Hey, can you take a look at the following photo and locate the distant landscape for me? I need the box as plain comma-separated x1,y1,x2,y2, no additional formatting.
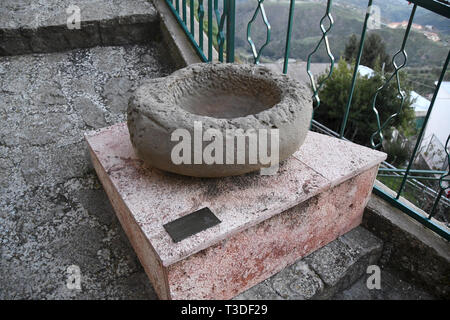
234,0,449,96
338,0,449,32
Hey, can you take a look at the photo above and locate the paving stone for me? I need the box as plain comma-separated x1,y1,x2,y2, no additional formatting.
20,142,92,187
289,261,325,299
103,77,133,114
304,226,383,299
339,224,383,266
74,189,116,226
73,96,107,128
233,280,283,300
271,261,324,300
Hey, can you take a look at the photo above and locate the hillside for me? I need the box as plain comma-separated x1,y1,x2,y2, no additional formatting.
235,1,449,67
336,0,450,32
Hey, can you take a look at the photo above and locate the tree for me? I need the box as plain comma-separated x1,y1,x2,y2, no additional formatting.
314,59,416,147
343,33,393,72
344,34,358,63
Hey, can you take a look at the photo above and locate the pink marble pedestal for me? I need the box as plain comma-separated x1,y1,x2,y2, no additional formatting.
85,122,386,300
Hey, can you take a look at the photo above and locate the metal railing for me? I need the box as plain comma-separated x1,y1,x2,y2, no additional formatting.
164,0,235,62
166,0,450,240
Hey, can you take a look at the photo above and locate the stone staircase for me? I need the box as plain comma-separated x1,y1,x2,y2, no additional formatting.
0,0,159,56
235,226,383,300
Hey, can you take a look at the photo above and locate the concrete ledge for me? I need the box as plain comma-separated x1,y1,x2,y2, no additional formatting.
152,0,202,68
363,189,450,299
0,0,160,56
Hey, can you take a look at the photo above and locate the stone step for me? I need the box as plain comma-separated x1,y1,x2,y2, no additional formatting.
234,226,383,300
0,0,160,56
332,267,435,300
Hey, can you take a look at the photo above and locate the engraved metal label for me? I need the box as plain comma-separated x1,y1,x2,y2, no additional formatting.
163,207,221,243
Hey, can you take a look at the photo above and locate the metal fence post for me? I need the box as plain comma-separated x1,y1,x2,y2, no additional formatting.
226,0,235,62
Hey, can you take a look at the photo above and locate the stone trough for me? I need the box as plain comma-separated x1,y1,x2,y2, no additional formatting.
127,63,312,177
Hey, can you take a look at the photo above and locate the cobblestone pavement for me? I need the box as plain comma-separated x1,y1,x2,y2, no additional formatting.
0,43,174,299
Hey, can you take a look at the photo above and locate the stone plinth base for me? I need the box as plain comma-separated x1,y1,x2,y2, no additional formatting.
85,122,386,299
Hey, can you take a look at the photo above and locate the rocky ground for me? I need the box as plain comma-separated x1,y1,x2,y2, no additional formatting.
0,43,174,299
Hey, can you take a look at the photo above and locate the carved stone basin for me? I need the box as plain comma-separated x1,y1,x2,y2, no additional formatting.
127,63,312,177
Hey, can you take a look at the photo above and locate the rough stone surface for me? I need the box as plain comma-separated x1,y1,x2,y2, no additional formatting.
234,226,383,300
0,43,174,299
363,192,450,299
304,226,383,299
234,280,284,300
270,261,324,300
0,0,160,56
332,267,435,300
127,63,313,177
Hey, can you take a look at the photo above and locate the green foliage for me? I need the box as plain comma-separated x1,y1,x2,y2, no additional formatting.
376,175,421,208
314,59,417,146
383,138,410,167
343,34,358,64
405,66,450,97
343,33,393,72
192,1,220,50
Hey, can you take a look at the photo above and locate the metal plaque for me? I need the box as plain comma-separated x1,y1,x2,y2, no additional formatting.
163,207,221,243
